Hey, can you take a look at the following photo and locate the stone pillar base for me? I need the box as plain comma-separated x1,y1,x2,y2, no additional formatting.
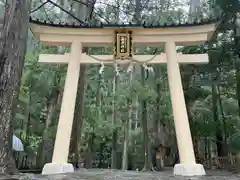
42,163,74,175
173,164,206,176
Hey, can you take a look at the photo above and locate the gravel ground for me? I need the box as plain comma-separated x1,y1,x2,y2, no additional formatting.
1,168,240,180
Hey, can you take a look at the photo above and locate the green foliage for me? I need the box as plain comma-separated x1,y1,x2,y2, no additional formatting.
10,0,240,169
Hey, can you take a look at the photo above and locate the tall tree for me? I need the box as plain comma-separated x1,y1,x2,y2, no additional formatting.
0,0,29,173
111,72,118,169
188,0,202,21
122,70,133,170
111,0,120,169
134,0,153,171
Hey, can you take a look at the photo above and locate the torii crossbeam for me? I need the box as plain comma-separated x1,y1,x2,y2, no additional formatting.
38,53,209,64
30,18,217,176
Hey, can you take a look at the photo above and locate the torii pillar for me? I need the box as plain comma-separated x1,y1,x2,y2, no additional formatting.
165,41,205,176
42,41,82,174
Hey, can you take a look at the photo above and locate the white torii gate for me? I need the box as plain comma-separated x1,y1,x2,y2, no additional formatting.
30,21,216,176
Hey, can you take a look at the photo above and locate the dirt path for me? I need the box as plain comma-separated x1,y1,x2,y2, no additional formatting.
1,169,240,180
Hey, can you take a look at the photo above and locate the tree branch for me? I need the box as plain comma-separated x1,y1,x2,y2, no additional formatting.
30,0,49,13
71,0,111,23
71,0,89,7
40,0,53,23
48,0,86,24
88,0,96,21
95,1,135,17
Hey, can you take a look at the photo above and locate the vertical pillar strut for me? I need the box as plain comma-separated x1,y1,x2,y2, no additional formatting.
165,41,195,164
42,41,82,175
165,41,205,176
52,41,82,163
